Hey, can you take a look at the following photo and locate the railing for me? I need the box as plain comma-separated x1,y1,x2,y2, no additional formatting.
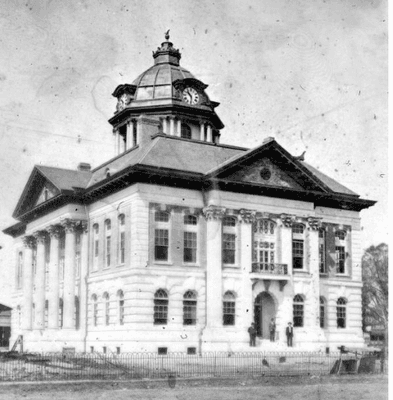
252,263,288,275
0,351,386,382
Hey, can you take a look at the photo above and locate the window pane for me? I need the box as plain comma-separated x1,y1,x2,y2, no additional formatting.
184,232,197,263
155,211,169,222
335,246,345,273
223,233,236,264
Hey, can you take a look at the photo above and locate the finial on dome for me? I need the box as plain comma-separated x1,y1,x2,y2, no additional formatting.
165,29,170,41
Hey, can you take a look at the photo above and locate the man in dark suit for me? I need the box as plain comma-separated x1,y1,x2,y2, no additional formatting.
286,322,294,347
247,323,257,347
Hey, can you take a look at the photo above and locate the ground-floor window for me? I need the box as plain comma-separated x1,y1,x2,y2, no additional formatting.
293,294,304,327
223,291,236,325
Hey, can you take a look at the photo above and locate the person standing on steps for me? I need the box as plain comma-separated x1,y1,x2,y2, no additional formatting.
247,323,257,347
286,322,294,347
269,318,276,342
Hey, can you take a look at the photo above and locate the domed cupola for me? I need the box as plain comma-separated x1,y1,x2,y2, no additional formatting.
108,31,224,155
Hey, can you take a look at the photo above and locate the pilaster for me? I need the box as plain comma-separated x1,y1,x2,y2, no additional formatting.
203,205,226,329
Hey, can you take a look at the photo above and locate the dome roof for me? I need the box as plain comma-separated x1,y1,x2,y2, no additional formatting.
132,63,195,101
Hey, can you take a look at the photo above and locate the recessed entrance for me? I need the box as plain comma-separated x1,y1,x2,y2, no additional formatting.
254,292,275,338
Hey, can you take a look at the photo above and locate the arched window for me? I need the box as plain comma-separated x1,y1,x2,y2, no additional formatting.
103,292,110,325
222,217,237,265
92,294,98,327
117,290,125,325
59,299,63,328
154,211,170,261
75,296,80,330
17,251,23,290
293,294,304,327
104,220,111,268
337,297,347,328
320,297,326,328
253,219,276,272
181,124,192,139
335,230,347,274
223,291,236,325
118,214,125,264
292,224,305,270
184,215,198,263
183,291,197,325
154,289,168,325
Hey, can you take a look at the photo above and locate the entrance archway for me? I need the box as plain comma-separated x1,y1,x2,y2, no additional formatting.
254,292,275,338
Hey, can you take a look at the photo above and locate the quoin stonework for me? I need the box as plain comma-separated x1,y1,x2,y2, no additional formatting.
3,34,375,353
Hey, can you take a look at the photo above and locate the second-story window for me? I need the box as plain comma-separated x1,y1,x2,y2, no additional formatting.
103,292,110,325
335,230,347,274
154,211,170,262
253,219,276,271
292,224,305,270
222,216,237,265
184,215,198,263
319,228,327,274
104,219,111,268
93,223,99,271
118,214,125,265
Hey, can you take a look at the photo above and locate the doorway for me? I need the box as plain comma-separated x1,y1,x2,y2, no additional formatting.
254,292,275,338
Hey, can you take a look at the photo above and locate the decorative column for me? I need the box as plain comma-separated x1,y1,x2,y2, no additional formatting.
22,236,35,330
112,129,118,155
61,219,78,330
199,122,205,141
169,117,175,136
33,231,47,330
79,222,88,335
307,217,322,338
47,225,62,330
177,119,181,137
162,117,168,134
239,209,256,329
206,124,212,142
126,121,132,150
203,205,226,329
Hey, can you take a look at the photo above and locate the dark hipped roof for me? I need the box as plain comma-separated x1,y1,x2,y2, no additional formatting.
33,136,357,197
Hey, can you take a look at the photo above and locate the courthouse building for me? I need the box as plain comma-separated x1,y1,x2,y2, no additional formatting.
3,35,375,353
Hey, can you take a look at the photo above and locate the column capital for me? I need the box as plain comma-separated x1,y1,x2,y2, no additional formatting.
306,217,322,231
47,225,63,239
279,214,296,227
203,205,226,221
80,220,88,233
32,231,47,244
238,209,256,224
60,218,79,233
22,235,36,248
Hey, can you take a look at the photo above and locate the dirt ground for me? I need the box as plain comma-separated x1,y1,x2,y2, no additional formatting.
0,374,387,400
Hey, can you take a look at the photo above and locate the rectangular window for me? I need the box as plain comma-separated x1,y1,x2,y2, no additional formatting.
292,240,304,269
184,232,197,263
335,246,345,274
105,236,111,267
293,304,304,327
320,305,325,328
94,240,99,258
93,303,98,327
223,233,236,264
155,229,169,261
120,232,125,264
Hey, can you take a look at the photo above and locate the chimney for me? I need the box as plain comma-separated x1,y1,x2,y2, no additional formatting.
77,162,91,172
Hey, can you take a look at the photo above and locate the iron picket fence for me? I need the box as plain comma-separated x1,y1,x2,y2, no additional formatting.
0,351,387,382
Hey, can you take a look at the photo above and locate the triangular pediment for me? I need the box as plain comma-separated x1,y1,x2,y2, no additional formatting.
12,167,61,219
207,139,333,194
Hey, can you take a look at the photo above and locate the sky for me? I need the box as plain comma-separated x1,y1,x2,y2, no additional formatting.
0,0,388,295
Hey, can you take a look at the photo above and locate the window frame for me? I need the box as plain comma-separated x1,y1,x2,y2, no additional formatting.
183,214,199,265
92,223,99,271
104,219,111,268
337,297,347,328
118,290,125,325
103,292,110,326
293,294,304,327
154,211,171,263
223,291,236,326
319,228,327,274
183,290,197,325
222,216,237,266
118,214,126,265
320,297,326,329
154,289,169,325
92,294,98,327
292,224,305,270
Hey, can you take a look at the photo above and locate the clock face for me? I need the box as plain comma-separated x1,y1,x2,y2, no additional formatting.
182,87,199,105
